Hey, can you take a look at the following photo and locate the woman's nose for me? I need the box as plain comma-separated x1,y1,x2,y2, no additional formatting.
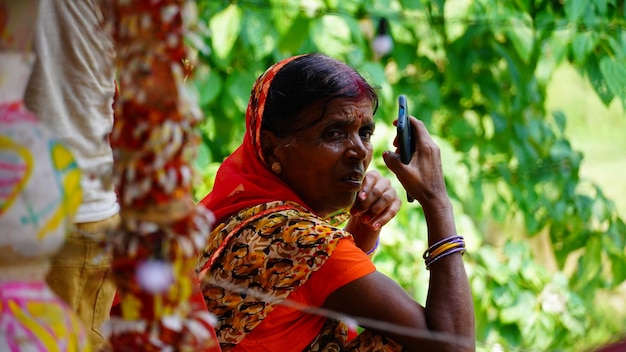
345,134,368,160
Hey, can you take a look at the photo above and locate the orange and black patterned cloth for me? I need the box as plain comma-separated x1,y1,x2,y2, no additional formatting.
196,201,405,351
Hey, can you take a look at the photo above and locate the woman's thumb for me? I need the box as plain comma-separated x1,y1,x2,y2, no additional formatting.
382,150,404,175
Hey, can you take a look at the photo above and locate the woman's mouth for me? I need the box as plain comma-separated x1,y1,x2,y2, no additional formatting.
340,173,363,189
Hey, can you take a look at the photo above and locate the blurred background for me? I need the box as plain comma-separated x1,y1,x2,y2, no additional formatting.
187,1,626,350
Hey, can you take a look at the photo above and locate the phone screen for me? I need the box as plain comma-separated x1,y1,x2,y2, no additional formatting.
397,95,412,164
396,95,414,202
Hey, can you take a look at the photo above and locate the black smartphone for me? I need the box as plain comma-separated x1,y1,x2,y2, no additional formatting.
397,95,414,202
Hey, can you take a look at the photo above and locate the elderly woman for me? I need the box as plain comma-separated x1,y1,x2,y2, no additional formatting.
197,53,475,351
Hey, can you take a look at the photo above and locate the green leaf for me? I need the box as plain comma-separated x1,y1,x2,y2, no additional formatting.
585,55,615,105
241,12,276,58
571,32,598,66
400,0,423,11
366,0,397,18
269,0,299,34
610,252,626,285
536,26,571,81
421,80,443,112
209,4,243,62
574,236,603,290
493,42,523,87
499,323,522,348
390,19,417,46
390,43,418,69
551,110,566,134
336,0,361,13
504,15,535,63
599,56,626,109
277,15,311,53
591,0,610,16
194,67,222,106
194,142,212,171
444,0,472,42
359,61,386,87
500,291,536,324
311,14,352,57
603,229,626,285
564,0,588,22
477,247,510,284
225,70,257,114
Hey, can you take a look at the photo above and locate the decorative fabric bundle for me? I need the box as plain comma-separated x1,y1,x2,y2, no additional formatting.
0,53,87,351
0,281,88,352
102,1,219,350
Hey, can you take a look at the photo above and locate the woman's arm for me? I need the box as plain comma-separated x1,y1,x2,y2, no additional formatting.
326,209,474,351
421,198,475,350
325,118,475,351
324,268,474,351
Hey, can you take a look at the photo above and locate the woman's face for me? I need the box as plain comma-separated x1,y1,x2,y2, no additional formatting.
271,97,375,217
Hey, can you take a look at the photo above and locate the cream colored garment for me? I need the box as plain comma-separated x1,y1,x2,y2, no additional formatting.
24,0,119,223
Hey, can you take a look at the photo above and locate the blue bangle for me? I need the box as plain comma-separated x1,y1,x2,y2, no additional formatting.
423,235,464,259
425,247,466,270
365,238,380,256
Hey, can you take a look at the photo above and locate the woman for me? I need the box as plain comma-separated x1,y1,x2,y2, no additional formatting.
197,53,475,351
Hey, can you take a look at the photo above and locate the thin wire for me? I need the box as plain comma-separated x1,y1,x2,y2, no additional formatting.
205,276,544,352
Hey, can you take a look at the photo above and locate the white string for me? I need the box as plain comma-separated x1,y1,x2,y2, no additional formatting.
206,276,476,350
204,276,567,351
90,226,558,351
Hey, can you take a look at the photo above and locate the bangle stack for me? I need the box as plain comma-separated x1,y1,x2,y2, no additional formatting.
365,238,380,256
423,235,466,269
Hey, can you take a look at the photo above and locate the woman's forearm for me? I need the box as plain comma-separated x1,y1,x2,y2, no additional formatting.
422,201,475,351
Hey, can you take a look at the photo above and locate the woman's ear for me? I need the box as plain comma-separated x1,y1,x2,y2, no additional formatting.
260,130,281,164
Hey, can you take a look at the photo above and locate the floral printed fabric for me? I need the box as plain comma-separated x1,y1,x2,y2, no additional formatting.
306,319,406,352
197,201,406,351
197,201,349,349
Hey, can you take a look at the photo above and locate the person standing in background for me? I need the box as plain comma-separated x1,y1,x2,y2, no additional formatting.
24,0,119,350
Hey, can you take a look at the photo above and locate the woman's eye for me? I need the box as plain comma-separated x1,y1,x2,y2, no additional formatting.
324,129,345,139
361,129,374,141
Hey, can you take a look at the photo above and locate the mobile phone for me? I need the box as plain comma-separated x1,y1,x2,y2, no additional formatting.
397,95,414,202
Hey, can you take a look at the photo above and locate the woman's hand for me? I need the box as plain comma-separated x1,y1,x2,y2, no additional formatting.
346,170,401,252
383,117,450,212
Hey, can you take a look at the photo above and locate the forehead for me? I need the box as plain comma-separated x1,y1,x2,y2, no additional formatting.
298,97,375,129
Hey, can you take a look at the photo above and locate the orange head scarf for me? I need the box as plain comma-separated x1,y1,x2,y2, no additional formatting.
199,55,308,223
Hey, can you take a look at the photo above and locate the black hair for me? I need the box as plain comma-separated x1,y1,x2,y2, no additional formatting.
262,53,379,137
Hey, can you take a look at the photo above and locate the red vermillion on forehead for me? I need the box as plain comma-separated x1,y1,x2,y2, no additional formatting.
261,54,379,140
348,71,374,118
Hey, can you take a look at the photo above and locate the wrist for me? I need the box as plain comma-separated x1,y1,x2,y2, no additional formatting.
421,199,458,244
345,218,380,245
365,237,380,256
420,195,453,214
422,200,454,227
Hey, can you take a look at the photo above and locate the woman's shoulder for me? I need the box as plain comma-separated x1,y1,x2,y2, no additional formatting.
216,201,346,234
238,201,350,240
200,201,353,271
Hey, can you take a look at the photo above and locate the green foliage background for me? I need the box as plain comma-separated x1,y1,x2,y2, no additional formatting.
189,0,626,350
